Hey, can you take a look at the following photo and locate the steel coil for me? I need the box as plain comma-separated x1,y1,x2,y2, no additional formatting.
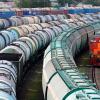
19,37,34,56
28,34,43,50
33,24,43,30
32,16,40,24
40,23,51,28
38,16,46,23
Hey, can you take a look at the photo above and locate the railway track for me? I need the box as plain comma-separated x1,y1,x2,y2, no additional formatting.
92,66,100,89
76,49,100,89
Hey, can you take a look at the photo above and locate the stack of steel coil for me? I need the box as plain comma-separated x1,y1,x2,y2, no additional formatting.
0,19,72,99
42,20,100,100
0,13,100,100
0,14,66,29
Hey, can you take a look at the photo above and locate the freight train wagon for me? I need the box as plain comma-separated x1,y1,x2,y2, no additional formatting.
89,35,100,66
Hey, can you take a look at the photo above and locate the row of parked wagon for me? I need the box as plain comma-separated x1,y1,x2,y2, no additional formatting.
42,14,100,100
0,13,99,52
0,14,66,29
0,14,69,100
0,15,66,50
0,13,100,100
1,12,100,30
1,7,100,18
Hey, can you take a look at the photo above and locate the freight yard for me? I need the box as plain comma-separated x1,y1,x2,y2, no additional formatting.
0,0,100,100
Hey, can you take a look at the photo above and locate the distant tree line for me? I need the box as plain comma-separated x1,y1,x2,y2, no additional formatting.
2,0,100,7
58,0,100,6
17,0,50,8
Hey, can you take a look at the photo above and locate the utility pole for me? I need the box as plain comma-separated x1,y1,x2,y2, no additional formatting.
19,0,22,7
29,0,32,7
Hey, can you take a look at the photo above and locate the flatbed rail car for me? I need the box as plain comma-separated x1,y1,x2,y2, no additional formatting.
89,35,100,66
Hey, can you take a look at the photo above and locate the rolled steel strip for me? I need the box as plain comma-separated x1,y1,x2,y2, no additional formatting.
32,16,40,24
6,19,12,27
18,37,33,56
8,27,26,37
33,24,43,30
27,17,35,24
40,23,51,28
45,15,52,22
35,31,49,46
37,16,46,23
28,24,38,31
25,25,35,33
19,25,30,35
1,30,19,43
0,33,6,49
0,60,17,82
0,19,4,29
0,91,15,100
42,30,51,43
34,31,47,47
0,32,9,47
3,19,10,28
50,27,60,36
50,15,58,21
58,24,69,31
21,17,29,25
0,61,17,82
43,28,55,41
28,34,42,50
0,72,15,91
9,18,16,27
0,80,16,97
0,69,16,85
